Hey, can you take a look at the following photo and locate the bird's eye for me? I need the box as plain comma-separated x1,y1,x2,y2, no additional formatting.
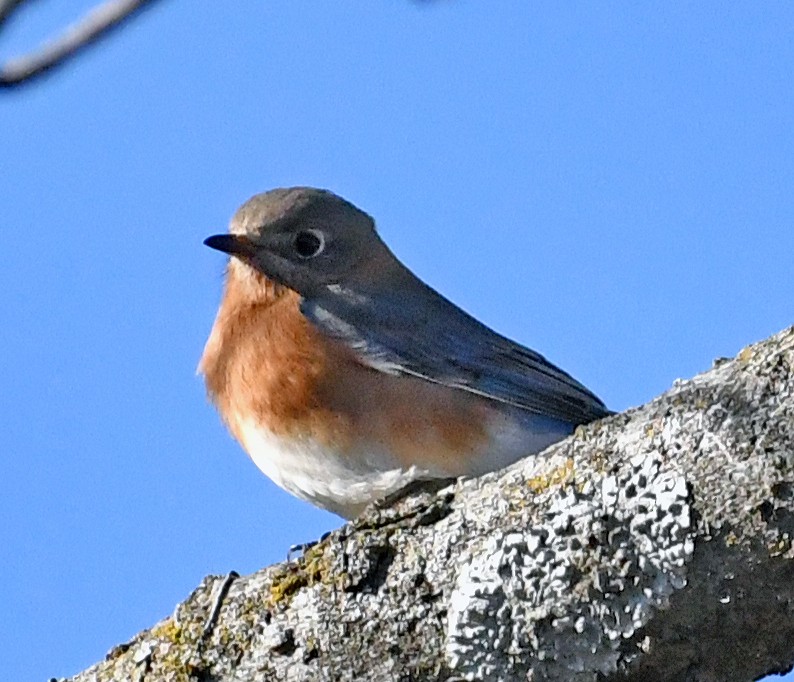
293,230,325,259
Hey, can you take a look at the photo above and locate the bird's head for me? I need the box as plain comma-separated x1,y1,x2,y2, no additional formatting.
205,187,396,299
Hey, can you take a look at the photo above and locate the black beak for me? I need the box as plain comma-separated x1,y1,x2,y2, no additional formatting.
203,234,256,257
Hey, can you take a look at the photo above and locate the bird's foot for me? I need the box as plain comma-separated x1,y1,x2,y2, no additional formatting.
287,530,331,562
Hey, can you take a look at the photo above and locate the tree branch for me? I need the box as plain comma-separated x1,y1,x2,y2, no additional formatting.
64,326,794,682
0,0,26,28
0,0,163,87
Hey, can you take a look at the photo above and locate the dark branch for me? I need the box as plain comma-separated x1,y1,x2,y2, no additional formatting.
0,0,27,29
0,0,164,88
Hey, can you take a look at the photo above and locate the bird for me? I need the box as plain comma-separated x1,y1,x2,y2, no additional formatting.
200,187,610,518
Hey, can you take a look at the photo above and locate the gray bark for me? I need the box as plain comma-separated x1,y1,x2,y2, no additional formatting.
65,326,794,682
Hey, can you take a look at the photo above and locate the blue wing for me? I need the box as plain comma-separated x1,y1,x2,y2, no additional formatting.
301,281,610,426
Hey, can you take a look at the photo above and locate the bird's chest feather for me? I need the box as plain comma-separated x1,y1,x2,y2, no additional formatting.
200,287,569,516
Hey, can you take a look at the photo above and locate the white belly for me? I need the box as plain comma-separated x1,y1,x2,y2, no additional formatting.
236,418,435,518
234,410,572,519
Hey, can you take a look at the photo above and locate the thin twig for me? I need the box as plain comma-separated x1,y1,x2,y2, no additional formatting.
0,0,164,87
0,0,26,29
201,571,239,641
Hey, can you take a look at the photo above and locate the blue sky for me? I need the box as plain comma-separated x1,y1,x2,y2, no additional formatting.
2,2,793,680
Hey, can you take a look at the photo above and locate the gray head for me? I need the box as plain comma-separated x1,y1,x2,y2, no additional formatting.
205,187,395,297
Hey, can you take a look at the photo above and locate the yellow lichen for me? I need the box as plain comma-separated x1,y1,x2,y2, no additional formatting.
152,619,184,645
768,535,792,558
268,543,335,606
527,458,574,493
724,531,739,547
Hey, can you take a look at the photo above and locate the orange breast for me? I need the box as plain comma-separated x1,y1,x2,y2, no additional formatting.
200,273,491,476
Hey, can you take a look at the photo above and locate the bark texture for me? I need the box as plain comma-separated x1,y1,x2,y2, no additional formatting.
66,326,794,682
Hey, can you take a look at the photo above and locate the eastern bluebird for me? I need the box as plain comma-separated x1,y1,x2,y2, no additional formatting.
200,187,610,518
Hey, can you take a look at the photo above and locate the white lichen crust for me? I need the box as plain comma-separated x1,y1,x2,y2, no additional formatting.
447,455,692,680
